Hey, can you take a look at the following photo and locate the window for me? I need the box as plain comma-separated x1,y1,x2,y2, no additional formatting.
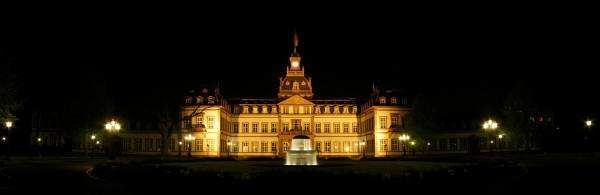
379,97,386,104
207,116,215,129
292,81,300,90
380,116,387,128
242,123,249,133
352,122,358,133
183,118,191,129
343,123,349,133
324,123,331,133
315,123,321,133
293,106,299,114
292,119,301,131
261,123,268,133
316,141,321,152
303,122,310,131
333,123,340,133
207,139,215,152
379,139,388,152
195,139,203,151
271,142,277,153
283,122,289,131
185,97,192,104
391,139,399,151
252,122,258,133
196,96,204,104
271,122,277,133
261,142,268,152
233,122,239,133
391,97,397,104
242,141,249,152
325,141,331,152
252,141,259,152
283,142,289,151
402,98,408,105
195,115,203,127
391,114,399,128
233,141,239,152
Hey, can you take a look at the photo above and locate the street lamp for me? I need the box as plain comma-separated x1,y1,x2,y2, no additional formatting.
399,134,410,157
105,119,121,160
227,140,232,158
498,134,504,150
359,140,366,158
185,134,195,160
483,119,498,156
91,134,96,159
410,141,416,156
5,121,12,160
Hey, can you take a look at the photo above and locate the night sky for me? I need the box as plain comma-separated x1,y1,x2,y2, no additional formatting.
2,7,598,120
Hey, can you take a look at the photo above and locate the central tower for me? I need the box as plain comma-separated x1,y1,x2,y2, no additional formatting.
278,32,314,99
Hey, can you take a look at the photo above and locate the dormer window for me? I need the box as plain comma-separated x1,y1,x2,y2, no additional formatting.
292,81,300,91
207,96,215,104
196,96,204,104
391,97,397,104
402,98,408,105
301,81,306,85
379,97,386,104
185,97,192,104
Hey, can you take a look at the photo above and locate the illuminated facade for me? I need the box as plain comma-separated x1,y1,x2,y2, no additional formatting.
171,33,412,158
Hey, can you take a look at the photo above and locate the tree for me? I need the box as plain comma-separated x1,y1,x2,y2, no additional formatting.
404,93,437,154
0,62,22,123
501,82,538,151
155,92,214,160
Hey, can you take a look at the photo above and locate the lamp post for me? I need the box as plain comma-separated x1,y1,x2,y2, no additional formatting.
498,134,504,151
483,119,498,156
359,140,366,158
5,121,12,160
36,137,42,157
90,134,96,159
585,120,592,152
410,141,416,156
105,119,121,160
185,134,195,160
227,140,232,158
399,134,410,157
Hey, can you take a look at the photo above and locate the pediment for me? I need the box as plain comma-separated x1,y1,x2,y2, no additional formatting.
278,95,314,105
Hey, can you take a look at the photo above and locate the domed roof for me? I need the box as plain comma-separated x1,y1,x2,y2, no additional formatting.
293,135,310,139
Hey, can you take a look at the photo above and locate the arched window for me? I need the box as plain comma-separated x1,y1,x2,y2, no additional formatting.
185,97,192,104
390,97,397,104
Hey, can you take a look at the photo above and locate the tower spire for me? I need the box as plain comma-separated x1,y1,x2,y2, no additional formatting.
293,30,299,53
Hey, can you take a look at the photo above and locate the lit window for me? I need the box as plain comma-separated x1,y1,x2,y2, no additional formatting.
379,97,386,104
391,97,397,104
207,116,214,129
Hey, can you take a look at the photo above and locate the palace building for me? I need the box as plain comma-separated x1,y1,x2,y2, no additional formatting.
169,32,411,158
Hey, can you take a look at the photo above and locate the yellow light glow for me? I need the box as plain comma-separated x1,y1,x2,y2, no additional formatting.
490,140,494,144
410,141,415,146
586,120,592,127
483,119,498,130
345,147,349,152
5,121,12,128
96,140,100,144
2,137,5,141
498,134,503,139
178,141,182,145
91,135,96,140
291,61,299,68
37,137,41,142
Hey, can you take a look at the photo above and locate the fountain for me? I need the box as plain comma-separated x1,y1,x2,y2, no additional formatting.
285,135,318,165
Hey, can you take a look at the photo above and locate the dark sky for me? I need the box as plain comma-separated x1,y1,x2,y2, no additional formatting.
2,7,598,116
